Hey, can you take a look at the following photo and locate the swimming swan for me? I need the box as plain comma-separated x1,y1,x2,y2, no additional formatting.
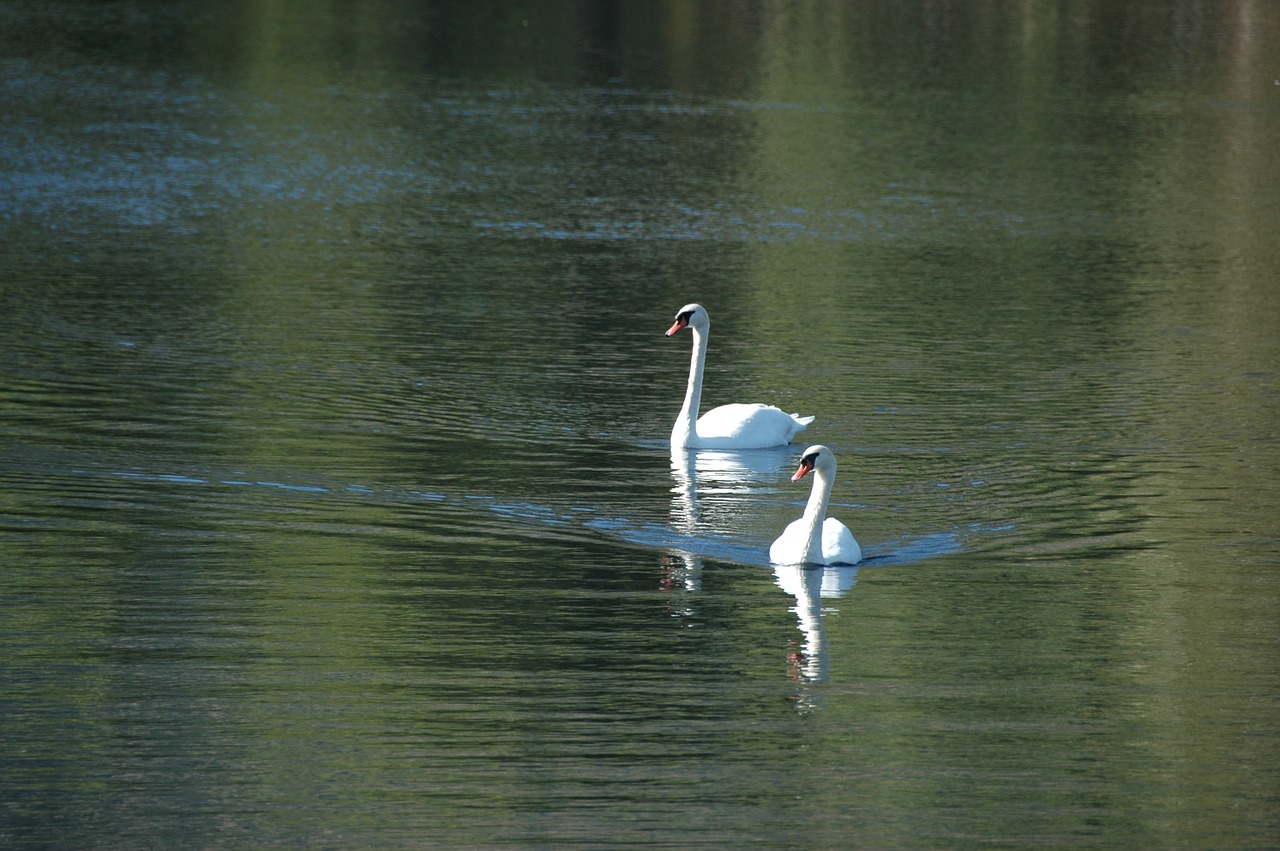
769,445,863,566
665,303,813,449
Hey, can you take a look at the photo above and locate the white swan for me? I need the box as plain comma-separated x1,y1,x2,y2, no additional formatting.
769,445,863,566
665,303,813,450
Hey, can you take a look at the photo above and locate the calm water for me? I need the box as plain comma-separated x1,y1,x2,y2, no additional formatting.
3,1,1279,847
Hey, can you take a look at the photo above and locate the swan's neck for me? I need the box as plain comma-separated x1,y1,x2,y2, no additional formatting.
672,325,708,447
798,467,834,563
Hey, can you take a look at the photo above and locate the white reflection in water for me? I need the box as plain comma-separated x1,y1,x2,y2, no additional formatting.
660,550,702,594
773,563,859,687
669,448,699,531
669,446,794,534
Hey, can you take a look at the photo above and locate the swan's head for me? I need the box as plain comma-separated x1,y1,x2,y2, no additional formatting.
791,445,836,482
665,303,709,337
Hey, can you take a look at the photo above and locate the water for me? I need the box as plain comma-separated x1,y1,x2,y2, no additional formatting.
3,1,1279,847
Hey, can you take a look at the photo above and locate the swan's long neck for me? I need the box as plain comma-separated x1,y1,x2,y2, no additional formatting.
672,325,708,447
798,466,835,563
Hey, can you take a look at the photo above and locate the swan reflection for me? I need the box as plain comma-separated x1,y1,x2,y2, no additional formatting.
669,446,794,534
664,446,792,616
659,446,784,599
773,563,859,686
659,550,702,593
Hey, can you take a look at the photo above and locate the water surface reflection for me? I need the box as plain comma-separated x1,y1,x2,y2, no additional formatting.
3,0,1278,847
774,563,860,688
668,446,795,533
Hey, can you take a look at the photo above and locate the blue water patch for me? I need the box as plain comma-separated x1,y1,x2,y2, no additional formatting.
861,531,965,565
255,481,329,493
487,501,570,526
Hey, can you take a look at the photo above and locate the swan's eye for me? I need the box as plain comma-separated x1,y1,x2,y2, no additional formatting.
803,453,818,465
678,310,693,323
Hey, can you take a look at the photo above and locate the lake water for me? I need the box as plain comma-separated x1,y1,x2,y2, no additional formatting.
3,1,1278,847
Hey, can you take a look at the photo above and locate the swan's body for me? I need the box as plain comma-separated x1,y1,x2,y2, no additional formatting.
769,445,862,566
665,304,813,450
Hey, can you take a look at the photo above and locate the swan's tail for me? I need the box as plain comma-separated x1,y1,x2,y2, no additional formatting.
792,414,816,427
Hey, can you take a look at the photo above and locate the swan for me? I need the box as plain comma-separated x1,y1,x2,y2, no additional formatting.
769,445,863,566
665,303,814,449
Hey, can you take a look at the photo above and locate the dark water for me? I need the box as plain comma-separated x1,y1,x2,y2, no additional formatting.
3,1,1279,847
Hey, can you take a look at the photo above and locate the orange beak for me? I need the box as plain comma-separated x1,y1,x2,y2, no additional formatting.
791,458,815,482
665,318,688,337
